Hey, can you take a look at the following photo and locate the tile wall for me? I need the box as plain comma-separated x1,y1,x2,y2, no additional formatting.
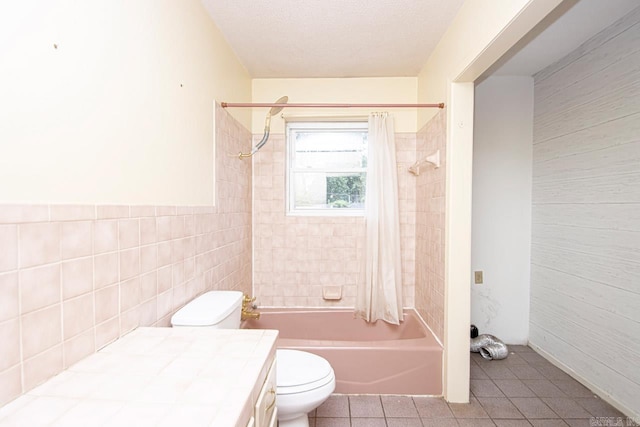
415,109,447,341
0,104,253,406
252,132,417,308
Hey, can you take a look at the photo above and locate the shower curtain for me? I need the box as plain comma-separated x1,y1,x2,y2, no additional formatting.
355,113,404,325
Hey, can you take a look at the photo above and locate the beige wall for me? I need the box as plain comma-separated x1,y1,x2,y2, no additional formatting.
0,0,251,205
0,1,255,407
251,77,418,134
0,104,253,406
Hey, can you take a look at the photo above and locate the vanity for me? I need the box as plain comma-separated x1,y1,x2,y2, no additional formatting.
0,327,278,427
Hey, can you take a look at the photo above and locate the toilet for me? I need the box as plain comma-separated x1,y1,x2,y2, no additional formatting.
171,291,335,427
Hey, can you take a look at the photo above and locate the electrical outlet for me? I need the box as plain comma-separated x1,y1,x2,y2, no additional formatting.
474,271,483,284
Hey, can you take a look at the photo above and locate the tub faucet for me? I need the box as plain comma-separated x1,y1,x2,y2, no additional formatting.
241,294,260,320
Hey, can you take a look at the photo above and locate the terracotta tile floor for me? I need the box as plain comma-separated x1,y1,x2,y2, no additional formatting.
308,345,629,427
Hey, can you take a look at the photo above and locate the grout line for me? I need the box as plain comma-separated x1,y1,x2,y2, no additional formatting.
16,224,25,396
57,221,65,373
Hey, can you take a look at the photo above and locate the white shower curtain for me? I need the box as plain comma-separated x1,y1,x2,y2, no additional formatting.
355,113,404,325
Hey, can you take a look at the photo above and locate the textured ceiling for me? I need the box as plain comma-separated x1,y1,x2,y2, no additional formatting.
201,0,465,78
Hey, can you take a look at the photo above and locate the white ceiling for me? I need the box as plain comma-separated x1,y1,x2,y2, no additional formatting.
201,0,465,78
202,0,639,79
491,0,639,76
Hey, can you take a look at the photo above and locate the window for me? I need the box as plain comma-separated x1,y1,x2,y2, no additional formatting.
287,121,368,215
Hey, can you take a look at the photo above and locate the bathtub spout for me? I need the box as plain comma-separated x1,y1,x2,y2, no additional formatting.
241,294,260,320
241,309,260,320
470,334,509,360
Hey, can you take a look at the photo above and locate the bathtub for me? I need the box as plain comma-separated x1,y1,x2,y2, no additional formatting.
242,308,442,395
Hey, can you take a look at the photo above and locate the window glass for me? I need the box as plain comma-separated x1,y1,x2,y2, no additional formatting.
287,122,367,214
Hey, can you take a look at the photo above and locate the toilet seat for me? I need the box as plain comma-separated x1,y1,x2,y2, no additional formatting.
276,349,335,395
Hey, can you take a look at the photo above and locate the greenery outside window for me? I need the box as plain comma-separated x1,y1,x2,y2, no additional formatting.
286,121,368,215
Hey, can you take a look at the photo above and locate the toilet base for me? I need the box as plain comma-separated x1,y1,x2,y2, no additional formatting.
277,414,309,427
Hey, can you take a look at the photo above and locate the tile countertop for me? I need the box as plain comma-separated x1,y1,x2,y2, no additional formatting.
0,327,278,427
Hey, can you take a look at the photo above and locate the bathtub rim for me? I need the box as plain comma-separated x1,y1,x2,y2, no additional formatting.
242,307,443,349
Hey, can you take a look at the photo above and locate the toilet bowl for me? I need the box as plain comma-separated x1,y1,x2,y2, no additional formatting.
276,349,336,427
171,291,335,427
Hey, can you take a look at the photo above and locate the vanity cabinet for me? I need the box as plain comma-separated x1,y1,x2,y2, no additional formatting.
253,359,277,427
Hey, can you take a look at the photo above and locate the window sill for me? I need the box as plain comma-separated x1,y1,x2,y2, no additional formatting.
286,209,365,217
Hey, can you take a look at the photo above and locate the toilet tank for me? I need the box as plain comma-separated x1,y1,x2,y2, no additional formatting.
171,291,243,329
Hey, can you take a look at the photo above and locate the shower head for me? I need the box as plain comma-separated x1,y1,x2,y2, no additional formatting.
268,96,288,116
238,95,288,158
263,95,288,130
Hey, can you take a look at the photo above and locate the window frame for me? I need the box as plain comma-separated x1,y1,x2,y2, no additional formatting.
285,120,368,216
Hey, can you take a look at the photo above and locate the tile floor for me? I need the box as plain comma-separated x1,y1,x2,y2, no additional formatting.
308,345,629,427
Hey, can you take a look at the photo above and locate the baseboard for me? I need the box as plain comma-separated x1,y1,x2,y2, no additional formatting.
528,341,639,421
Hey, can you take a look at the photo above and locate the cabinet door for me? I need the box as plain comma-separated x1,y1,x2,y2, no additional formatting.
246,416,255,427
266,408,277,427
254,360,277,427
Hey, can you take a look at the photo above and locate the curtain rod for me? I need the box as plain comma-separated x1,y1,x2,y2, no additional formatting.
221,102,445,109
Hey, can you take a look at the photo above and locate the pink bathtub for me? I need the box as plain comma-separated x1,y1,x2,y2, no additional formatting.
242,308,442,395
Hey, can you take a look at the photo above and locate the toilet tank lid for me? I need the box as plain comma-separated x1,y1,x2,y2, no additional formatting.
171,291,243,326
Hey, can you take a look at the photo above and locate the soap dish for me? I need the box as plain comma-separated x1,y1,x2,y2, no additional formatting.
322,285,342,301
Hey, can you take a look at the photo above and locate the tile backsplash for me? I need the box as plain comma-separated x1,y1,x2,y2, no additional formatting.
0,103,253,405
